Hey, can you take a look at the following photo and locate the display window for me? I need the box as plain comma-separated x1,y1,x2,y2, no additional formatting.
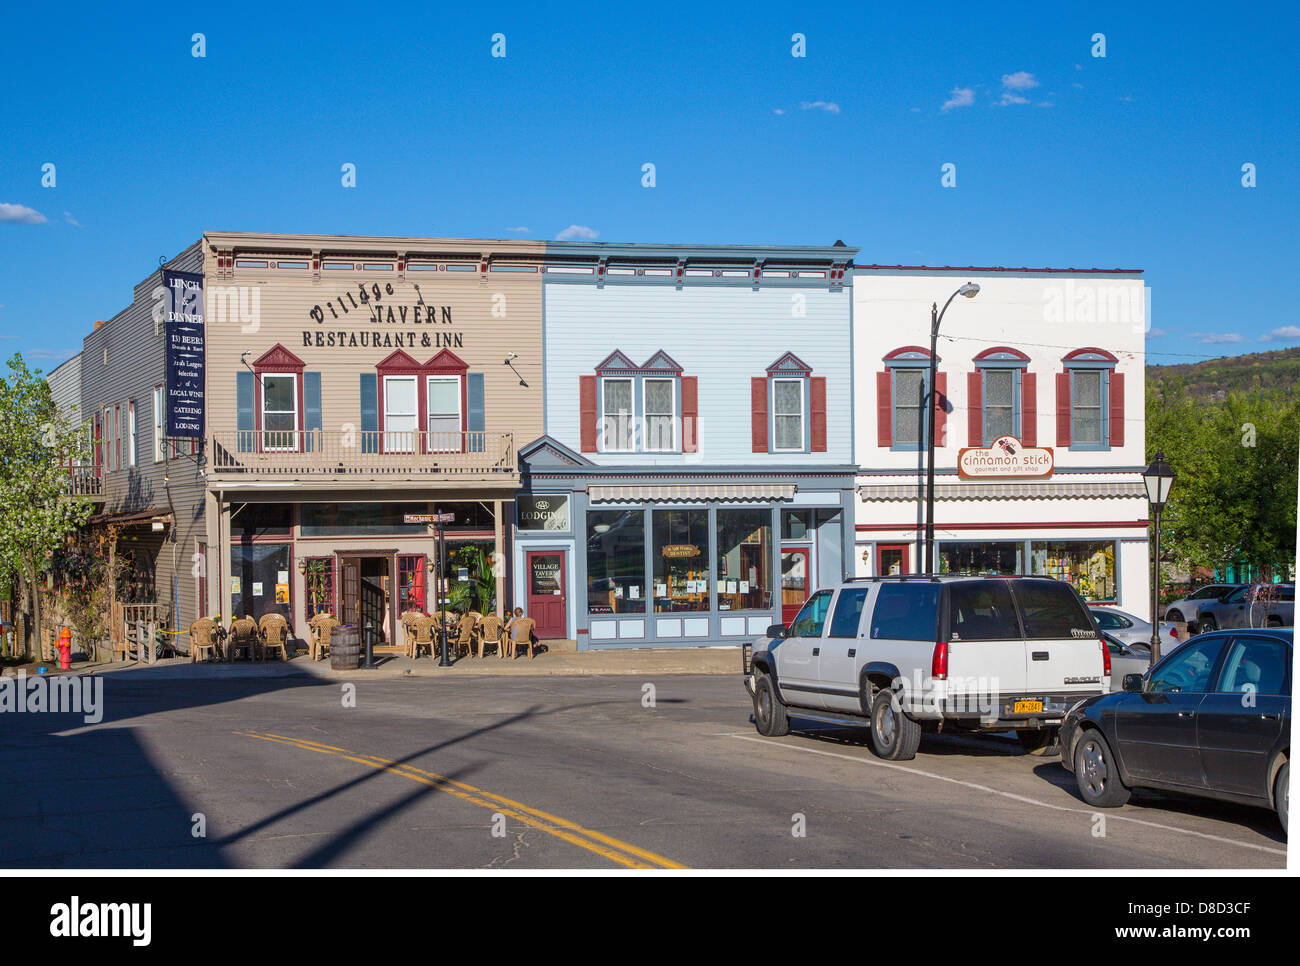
715,509,772,611
939,541,1023,576
653,509,709,612
1031,540,1116,602
586,509,646,614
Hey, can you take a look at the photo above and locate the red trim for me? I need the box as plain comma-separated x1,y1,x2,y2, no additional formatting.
855,520,1149,532
681,375,699,453
973,346,1031,362
876,371,892,447
876,543,910,576
750,377,768,452
1108,371,1125,447
810,376,827,452
1062,346,1119,363
1021,372,1037,448
1055,372,1071,447
852,264,1142,274
883,345,940,362
966,372,982,446
579,375,598,452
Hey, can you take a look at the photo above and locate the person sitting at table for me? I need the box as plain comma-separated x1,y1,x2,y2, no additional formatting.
504,607,540,647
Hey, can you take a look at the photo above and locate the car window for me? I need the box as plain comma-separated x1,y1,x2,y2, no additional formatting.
1010,581,1095,640
1276,586,1294,602
1148,636,1225,694
1192,587,1225,600
1093,611,1122,630
789,589,834,639
948,582,1021,641
870,583,940,641
827,588,870,638
1224,588,1248,603
1215,636,1289,696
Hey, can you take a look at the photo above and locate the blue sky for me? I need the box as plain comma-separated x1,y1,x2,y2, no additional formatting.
1,1,1295,370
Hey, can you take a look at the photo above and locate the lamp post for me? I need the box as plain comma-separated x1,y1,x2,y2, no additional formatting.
924,282,980,573
1142,450,1176,664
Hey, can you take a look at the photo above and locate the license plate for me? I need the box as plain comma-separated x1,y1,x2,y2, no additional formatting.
1013,699,1044,714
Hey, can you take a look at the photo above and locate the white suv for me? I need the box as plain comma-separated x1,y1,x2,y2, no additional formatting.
744,575,1110,760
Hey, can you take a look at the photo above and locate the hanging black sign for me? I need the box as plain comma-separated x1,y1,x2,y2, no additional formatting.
163,270,205,438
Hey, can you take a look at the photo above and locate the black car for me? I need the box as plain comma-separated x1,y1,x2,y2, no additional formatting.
1060,628,1290,834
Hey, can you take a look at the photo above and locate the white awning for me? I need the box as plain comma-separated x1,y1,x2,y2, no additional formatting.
588,484,797,503
856,481,1146,501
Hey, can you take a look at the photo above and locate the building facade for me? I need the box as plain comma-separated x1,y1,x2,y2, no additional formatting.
851,267,1152,618
514,241,860,648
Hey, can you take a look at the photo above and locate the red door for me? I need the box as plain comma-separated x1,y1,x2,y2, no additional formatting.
877,544,909,577
527,551,567,639
780,547,812,625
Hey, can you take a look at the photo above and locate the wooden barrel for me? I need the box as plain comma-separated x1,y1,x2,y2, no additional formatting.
330,625,360,670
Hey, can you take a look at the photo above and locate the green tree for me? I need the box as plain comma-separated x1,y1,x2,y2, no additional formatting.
0,353,93,657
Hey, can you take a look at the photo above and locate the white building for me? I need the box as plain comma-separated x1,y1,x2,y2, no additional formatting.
852,266,1152,619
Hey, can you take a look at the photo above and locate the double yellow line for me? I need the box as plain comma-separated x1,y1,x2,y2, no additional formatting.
237,731,686,870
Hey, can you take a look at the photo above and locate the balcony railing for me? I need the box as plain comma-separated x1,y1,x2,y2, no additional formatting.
208,430,517,482
64,464,103,498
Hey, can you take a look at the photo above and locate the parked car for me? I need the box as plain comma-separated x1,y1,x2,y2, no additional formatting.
1194,583,1294,632
1163,584,1240,624
1088,606,1179,650
744,575,1109,761
1060,628,1290,834
1101,632,1151,691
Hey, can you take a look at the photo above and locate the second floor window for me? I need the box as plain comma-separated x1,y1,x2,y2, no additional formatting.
772,378,804,451
383,376,418,453
643,378,675,451
983,368,1015,442
427,376,461,450
152,386,164,463
602,378,634,452
1071,369,1104,445
892,368,926,448
262,374,297,450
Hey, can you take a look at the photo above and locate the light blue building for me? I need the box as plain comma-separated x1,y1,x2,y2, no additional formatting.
513,240,859,648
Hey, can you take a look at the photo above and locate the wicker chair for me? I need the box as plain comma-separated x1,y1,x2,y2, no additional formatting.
411,615,438,659
228,616,258,661
477,614,504,659
400,610,423,658
189,618,222,662
507,617,537,659
307,613,338,661
258,613,290,662
454,613,476,658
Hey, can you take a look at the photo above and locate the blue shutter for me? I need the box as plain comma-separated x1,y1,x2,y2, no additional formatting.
467,372,485,452
360,373,378,453
236,371,254,452
304,372,322,452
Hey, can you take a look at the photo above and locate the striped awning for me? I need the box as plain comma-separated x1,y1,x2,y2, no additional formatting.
588,484,797,503
857,481,1146,501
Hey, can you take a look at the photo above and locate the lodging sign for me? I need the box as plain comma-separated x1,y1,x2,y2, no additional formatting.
163,270,206,438
518,495,570,531
957,436,1054,479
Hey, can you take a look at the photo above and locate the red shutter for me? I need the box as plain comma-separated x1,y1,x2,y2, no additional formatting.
681,375,698,453
1108,371,1125,447
876,370,892,447
966,372,982,446
933,372,947,448
1055,372,1071,447
1021,372,1037,448
579,375,597,452
810,377,827,452
751,377,768,452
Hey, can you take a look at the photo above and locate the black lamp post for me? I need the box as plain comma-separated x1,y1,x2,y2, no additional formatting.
1142,450,1176,663
924,282,980,573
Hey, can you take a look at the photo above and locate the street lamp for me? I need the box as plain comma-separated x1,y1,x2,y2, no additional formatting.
924,282,980,573
1142,450,1176,663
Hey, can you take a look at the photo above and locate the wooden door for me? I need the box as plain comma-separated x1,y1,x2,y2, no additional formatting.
526,551,567,639
877,544,909,577
340,557,360,626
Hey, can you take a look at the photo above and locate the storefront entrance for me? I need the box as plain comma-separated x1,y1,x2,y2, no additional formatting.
527,551,567,639
878,543,909,576
780,547,811,625
339,553,397,649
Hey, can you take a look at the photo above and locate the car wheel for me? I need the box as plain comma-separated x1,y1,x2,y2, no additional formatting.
1275,761,1289,836
1073,729,1131,807
869,688,922,761
1199,615,1218,632
753,673,790,737
1017,727,1061,757
1166,609,1184,623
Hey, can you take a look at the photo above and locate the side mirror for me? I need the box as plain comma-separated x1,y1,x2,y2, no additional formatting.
766,624,788,640
1122,673,1144,693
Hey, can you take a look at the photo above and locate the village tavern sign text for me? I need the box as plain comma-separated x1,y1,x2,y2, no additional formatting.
305,281,463,349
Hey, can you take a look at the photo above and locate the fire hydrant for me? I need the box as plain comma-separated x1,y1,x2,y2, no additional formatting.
58,626,72,670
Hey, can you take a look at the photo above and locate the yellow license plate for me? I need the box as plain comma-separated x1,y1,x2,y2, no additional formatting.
1013,700,1044,714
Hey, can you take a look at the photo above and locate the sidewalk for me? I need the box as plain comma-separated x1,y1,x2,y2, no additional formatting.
76,645,744,680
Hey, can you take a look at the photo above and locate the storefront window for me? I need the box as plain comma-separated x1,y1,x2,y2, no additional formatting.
782,509,812,541
587,510,646,614
1031,540,1116,602
303,557,334,618
653,509,709,612
231,543,291,621
397,554,426,614
938,541,1024,576
716,509,773,611
300,502,494,536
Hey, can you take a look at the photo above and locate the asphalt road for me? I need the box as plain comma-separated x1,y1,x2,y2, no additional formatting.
0,671,1286,869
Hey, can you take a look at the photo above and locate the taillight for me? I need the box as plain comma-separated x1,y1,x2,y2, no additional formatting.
1099,636,1111,676
1170,626,1179,639
931,640,948,680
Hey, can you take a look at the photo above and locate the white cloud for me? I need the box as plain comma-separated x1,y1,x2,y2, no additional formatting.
998,91,1029,106
0,203,47,224
63,211,82,227
555,225,598,241
1190,332,1245,344
1001,71,1039,91
1145,327,1168,338
800,101,840,114
941,87,975,111
505,226,530,233
773,108,786,115
1263,325,1300,341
